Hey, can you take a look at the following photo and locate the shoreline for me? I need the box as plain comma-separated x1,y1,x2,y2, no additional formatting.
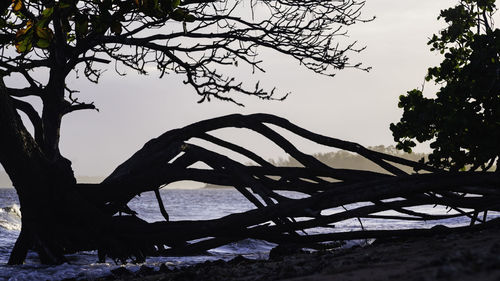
92,223,500,281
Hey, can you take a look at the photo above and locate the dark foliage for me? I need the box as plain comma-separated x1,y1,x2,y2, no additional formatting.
391,0,500,171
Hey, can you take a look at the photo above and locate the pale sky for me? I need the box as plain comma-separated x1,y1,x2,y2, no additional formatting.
5,1,463,177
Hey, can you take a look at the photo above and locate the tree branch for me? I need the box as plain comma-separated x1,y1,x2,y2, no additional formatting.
5,86,43,97
62,102,99,115
10,97,44,145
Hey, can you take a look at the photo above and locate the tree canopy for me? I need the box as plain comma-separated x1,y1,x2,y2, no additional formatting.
0,0,371,104
1,0,371,162
390,0,500,171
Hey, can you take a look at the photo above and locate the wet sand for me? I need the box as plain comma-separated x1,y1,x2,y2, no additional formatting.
95,224,500,281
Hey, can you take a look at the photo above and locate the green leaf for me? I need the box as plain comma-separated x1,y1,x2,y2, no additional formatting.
171,8,195,22
67,33,76,42
185,14,195,22
15,20,34,53
36,38,50,48
36,26,53,40
170,8,185,21
42,7,53,18
15,36,32,53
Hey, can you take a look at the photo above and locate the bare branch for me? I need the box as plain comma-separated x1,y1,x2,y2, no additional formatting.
5,86,43,97
10,97,43,145
62,102,99,115
63,0,372,103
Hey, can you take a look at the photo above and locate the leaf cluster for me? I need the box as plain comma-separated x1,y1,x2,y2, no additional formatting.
390,0,500,171
1,0,190,53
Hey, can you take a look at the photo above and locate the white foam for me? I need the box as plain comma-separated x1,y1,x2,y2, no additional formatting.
0,220,21,231
0,204,22,231
0,204,21,218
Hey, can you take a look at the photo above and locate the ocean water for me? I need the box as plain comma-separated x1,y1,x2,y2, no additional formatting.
0,188,273,281
0,187,497,281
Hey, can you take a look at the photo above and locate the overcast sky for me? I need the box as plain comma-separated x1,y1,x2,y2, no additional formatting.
5,1,464,177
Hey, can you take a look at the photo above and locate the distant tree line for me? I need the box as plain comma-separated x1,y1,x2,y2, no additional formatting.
271,145,497,175
269,145,429,174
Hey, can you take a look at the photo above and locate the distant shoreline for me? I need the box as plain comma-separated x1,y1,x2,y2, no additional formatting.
202,184,232,189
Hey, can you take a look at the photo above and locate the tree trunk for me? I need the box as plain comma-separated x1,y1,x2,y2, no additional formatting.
0,79,100,264
1,77,153,265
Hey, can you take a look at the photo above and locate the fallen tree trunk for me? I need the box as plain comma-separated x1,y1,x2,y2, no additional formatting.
73,113,499,263
5,110,500,264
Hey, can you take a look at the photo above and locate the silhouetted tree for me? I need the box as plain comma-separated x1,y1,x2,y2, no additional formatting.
391,0,499,171
0,0,371,264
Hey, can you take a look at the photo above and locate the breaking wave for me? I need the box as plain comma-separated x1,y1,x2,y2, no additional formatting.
0,204,21,231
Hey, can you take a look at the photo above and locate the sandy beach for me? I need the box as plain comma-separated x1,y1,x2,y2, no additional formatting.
93,222,500,281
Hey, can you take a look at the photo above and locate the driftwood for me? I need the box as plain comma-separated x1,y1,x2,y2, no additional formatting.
68,114,500,263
